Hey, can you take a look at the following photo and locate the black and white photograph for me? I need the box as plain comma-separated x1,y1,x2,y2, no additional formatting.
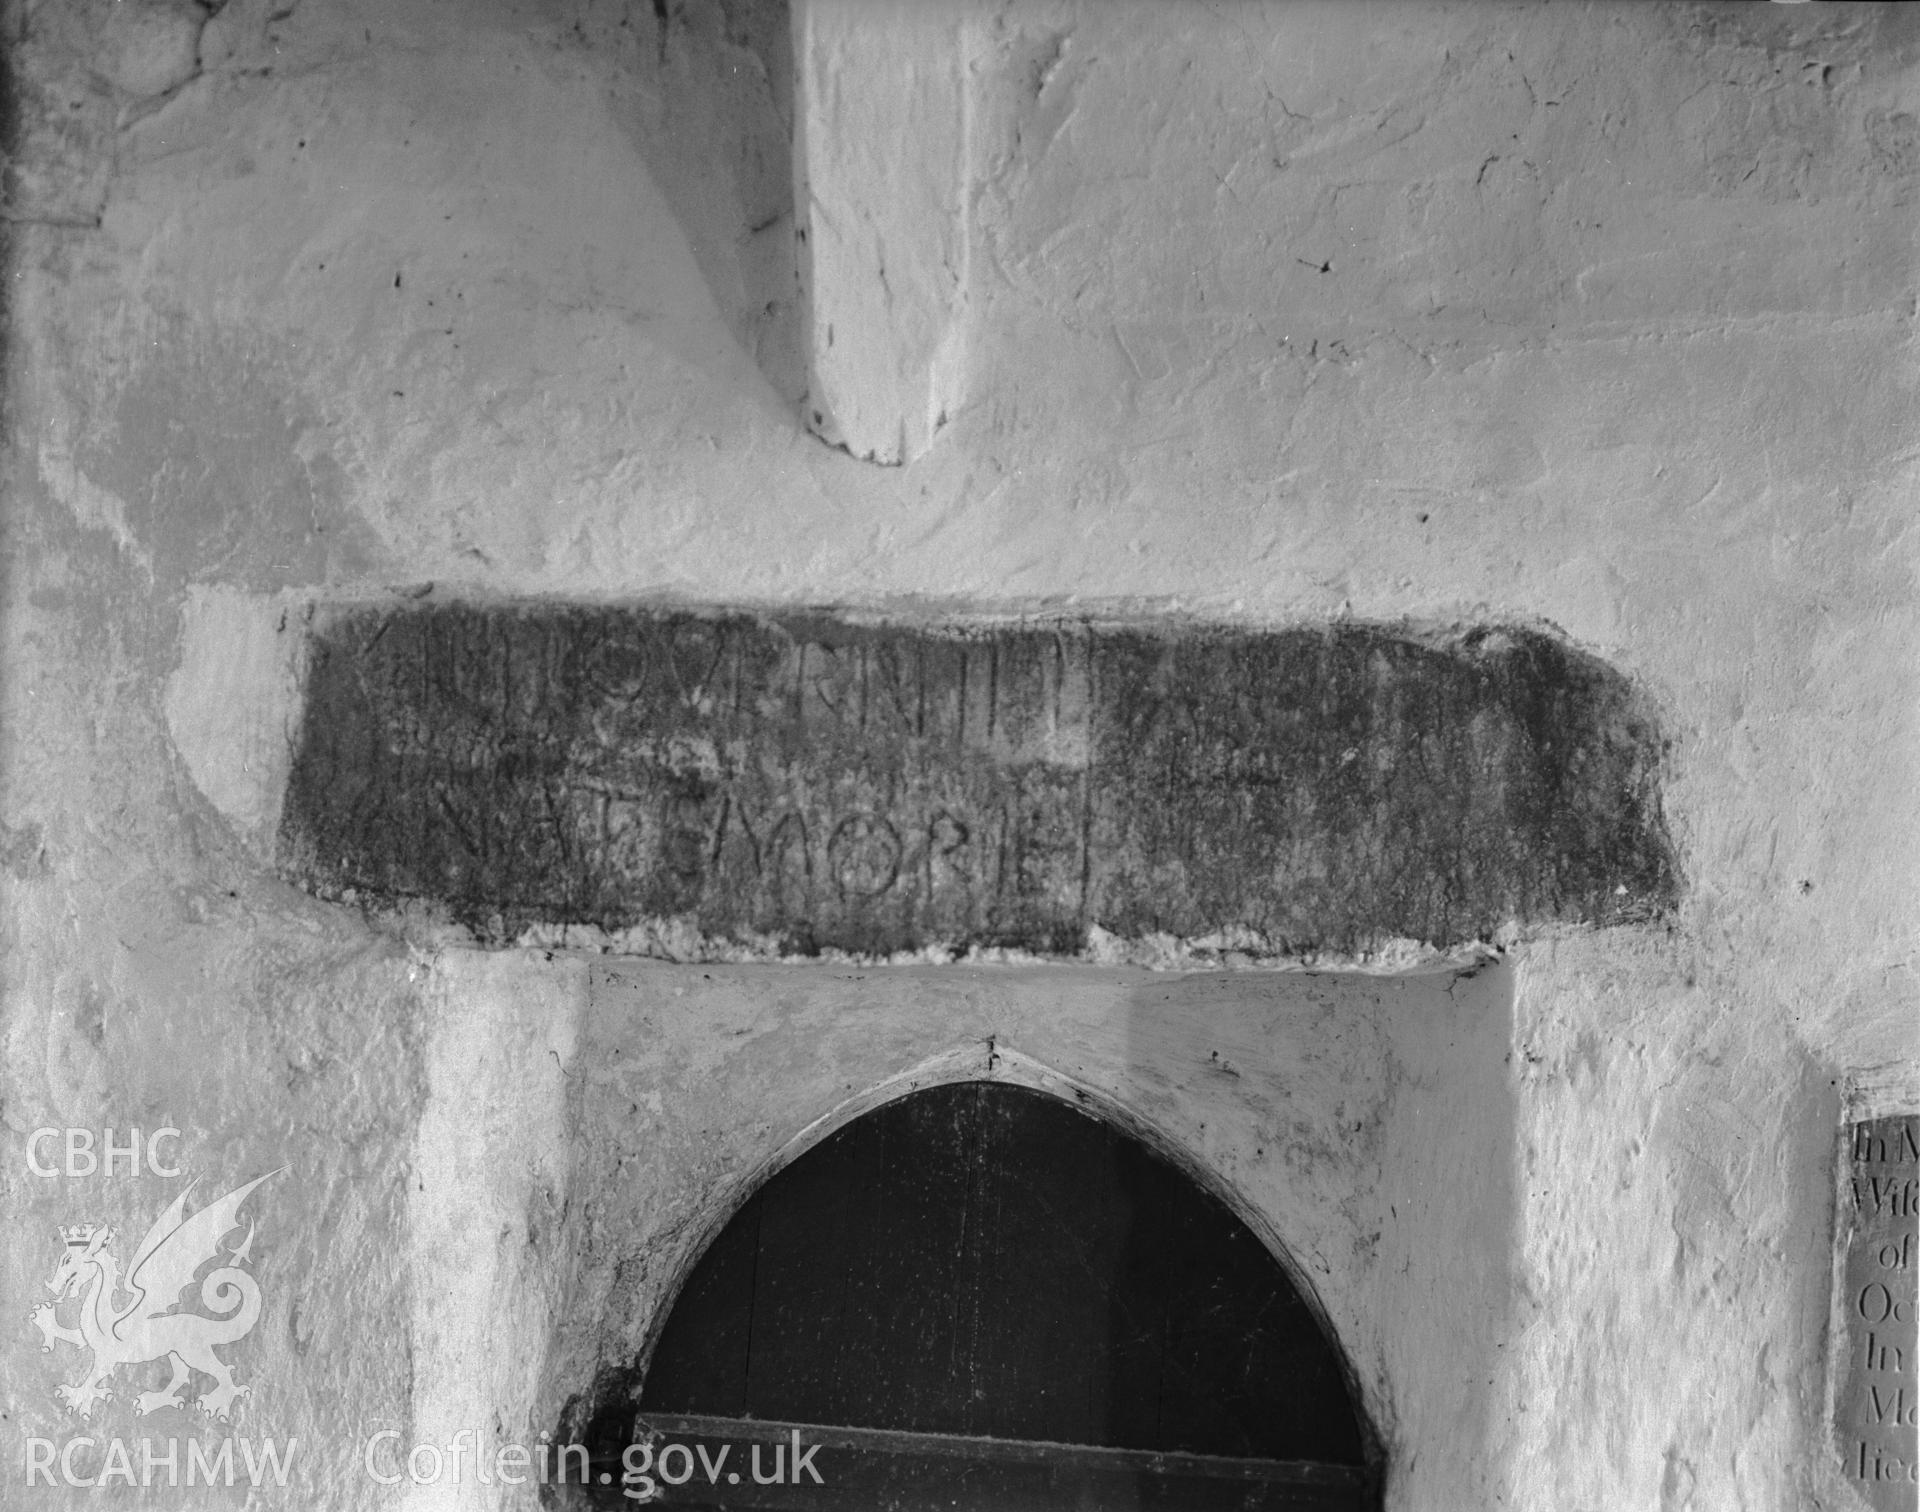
2,2,1916,1508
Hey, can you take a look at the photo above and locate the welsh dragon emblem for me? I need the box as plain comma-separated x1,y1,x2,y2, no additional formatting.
31,1170,281,1420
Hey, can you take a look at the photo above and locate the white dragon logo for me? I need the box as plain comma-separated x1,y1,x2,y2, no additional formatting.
30,1170,282,1420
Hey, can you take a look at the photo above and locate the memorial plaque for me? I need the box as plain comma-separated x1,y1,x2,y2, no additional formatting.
278,609,1678,953
1839,1115,1920,1510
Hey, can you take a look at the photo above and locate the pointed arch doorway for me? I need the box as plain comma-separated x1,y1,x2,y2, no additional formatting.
595,1081,1381,1509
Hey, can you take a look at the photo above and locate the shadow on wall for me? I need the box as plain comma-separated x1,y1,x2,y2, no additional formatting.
621,0,805,408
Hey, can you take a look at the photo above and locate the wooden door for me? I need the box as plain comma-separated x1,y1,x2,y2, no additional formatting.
585,1082,1378,1509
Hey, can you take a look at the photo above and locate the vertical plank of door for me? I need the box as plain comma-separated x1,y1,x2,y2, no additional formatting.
963,1087,1173,1446
744,1089,978,1431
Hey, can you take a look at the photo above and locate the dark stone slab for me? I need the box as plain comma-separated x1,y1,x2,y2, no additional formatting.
277,608,1678,953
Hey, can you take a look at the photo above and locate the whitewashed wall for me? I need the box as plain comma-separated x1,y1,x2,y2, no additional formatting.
3,3,1914,1509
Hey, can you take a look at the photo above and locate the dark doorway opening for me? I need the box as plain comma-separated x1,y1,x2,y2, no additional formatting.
584,1082,1381,1508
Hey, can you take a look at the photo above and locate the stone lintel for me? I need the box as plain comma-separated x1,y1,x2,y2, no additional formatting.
278,607,1680,956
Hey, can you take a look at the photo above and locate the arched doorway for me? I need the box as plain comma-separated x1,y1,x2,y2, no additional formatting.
590,1081,1381,1508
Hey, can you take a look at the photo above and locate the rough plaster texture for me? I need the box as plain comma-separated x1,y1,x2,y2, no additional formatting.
793,0,971,463
1,2,1914,1510
405,949,582,1512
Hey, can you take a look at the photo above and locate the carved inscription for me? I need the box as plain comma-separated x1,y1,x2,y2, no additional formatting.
278,610,1678,953
1840,1116,1920,1509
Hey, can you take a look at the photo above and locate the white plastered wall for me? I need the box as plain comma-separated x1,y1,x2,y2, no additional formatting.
2,3,1913,1509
